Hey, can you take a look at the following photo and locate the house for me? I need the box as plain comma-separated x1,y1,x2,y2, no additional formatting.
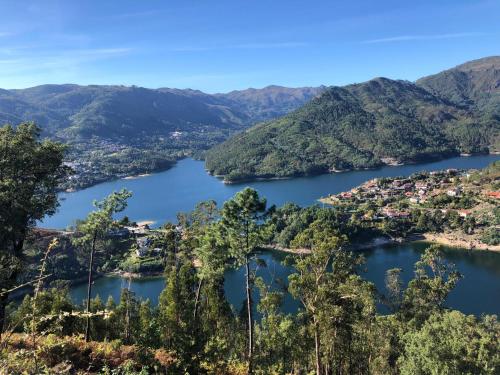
339,192,353,199
136,237,152,257
486,191,500,199
136,247,148,257
108,227,130,238
125,224,150,236
446,188,461,197
382,207,410,218
418,189,427,196
415,182,428,190
458,210,471,218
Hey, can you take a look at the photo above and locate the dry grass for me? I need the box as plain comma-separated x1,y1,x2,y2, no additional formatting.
0,333,161,374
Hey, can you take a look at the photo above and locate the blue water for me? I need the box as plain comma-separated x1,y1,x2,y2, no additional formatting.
48,153,500,316
69,242,500,316
42,154,499,229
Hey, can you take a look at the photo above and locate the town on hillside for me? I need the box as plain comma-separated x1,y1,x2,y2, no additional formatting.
320,163,500,250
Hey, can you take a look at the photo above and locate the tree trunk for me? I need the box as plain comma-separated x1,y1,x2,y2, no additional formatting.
245,256,254,375
0,236,23,337
125,290,131,343
85,232,97,342
0,293,8,338
193,278,203,320
314,319,322,375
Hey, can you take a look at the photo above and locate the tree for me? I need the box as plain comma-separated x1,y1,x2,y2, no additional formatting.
220,188,269,374
289,232,343,375
384,268,403,313
398,311,500,375
289,225,374,374
72,189,132,341
158,256,199,372
401,245,461,325
193,222,228,320
0,123,67,335
254,277,301,373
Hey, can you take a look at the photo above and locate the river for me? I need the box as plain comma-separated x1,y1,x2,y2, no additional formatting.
44,154,500,316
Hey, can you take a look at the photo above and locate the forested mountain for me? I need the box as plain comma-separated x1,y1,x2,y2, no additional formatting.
417,56,500,111
1,84,322,139
206,57,500,182
0,84,320,188
215,85,325,123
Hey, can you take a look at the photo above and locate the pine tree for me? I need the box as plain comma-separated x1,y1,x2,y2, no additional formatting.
220,188,269,374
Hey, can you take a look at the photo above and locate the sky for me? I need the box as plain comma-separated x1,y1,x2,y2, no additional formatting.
0,0,498,93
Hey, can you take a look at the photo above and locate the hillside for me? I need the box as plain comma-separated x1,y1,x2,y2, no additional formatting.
205,57,500,182
0,84,320,189
2,84,323,139
215,85,325,123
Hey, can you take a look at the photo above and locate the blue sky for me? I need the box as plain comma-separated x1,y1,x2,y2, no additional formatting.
0,0,498,93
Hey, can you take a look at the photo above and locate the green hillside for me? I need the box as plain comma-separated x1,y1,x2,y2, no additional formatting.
0,84,320,188
206,57,500,182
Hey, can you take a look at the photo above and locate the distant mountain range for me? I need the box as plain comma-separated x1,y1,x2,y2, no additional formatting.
206,57,500,182
2,56,499,188
0,83,324,189
0,84,324,139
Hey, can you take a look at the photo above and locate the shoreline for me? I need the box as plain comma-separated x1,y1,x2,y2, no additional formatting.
60,152,498,192
122,173,152,180
263,236,399,256
264,233,500,256
106,270,164,279
215,151,497,185
412,232,500,252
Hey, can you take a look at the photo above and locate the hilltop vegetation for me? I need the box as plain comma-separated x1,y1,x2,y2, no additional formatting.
206,57,500,182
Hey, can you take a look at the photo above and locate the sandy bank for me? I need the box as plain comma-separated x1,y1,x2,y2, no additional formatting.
414,232,500,252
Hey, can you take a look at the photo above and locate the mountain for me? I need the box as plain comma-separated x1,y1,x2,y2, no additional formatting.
416,56,500,111
0,83,322,188
1,84,323,139
215,85,325,123
5,85,246,139
205,57,500,182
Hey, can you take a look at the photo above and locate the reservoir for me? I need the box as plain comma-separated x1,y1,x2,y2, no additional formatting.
42,154,500,229
69,242,500,316
42,154,500,316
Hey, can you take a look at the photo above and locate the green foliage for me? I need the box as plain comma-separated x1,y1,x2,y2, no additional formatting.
398,311,500,375
400,245,461,325
0,85,322,190
3,178,500,373
0,122,67,333
481,227,500,246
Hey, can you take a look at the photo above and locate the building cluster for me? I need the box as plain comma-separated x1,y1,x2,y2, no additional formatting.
109,223,163,258
327,169,466,219
109,222,186,258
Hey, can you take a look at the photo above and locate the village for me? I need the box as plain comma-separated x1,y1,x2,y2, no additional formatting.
320,166,500,250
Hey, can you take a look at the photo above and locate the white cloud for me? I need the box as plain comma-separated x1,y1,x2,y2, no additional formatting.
362,32,487,44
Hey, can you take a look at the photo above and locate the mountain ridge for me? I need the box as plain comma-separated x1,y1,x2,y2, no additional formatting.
205,57,500,182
